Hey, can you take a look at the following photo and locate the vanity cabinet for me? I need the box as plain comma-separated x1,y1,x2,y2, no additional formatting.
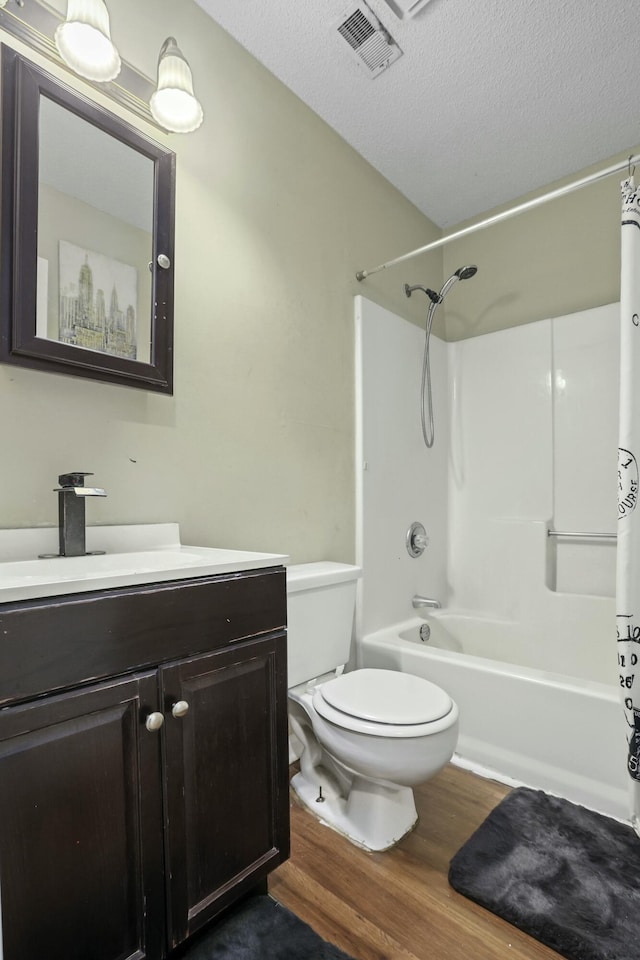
0,567,289,960
0,671,166,960
162,634,287,949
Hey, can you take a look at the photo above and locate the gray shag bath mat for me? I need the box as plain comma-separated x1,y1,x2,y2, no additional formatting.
449,787,640,960
180,894,356,959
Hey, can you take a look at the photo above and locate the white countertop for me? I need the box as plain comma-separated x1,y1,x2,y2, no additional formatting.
0,523,288,603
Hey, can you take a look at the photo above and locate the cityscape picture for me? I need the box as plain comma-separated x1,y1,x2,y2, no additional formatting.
58,240,138,360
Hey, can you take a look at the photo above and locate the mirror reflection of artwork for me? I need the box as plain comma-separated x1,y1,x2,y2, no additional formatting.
1,50,175,392
38,96,154,364
58,240,138,360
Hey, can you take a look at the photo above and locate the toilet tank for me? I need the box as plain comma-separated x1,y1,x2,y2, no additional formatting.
286,562,362,687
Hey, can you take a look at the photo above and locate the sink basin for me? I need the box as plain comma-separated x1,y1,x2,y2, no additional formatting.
0,524,288,603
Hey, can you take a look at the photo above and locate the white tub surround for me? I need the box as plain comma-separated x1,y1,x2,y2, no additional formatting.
355,296,623,820
447,302,619,617
356,296,620,635
355,296,449,639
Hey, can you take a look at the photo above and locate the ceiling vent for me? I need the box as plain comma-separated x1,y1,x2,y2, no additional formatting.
378,0,435,19
334,3,403,78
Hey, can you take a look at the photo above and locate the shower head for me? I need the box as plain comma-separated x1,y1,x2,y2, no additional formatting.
405,263,478,451
454,265,478,280
404,265,477,304
438,264,479,301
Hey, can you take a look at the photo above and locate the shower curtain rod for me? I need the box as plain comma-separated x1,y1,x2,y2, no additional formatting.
355,152,640,282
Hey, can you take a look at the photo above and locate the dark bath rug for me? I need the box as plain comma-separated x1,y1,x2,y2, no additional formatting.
449,787,640,960
179,894,357,960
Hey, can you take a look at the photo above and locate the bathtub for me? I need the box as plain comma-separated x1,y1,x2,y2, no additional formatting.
357,612,630,822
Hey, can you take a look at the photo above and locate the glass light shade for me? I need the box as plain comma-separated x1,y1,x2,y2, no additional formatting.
150,37,203,133
55,0,121,82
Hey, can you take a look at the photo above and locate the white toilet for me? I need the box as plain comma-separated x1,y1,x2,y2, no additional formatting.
287,561,459,851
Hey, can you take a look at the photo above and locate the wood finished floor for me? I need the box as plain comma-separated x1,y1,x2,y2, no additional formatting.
269,764,562,960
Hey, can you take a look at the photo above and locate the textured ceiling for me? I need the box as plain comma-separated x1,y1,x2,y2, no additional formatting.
194,0,640,228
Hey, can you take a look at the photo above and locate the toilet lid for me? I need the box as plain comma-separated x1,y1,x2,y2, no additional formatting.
318,668,452,725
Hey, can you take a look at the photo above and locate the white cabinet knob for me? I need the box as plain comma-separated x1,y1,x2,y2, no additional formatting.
171,700,190,719
145,711,165,732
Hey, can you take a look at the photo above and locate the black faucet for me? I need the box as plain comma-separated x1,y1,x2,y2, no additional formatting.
56,472,107,557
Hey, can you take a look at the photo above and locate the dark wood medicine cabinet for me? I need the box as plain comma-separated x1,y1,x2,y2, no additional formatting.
0,46,176,392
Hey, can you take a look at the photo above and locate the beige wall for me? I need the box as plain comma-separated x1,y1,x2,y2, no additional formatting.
0,0,440,563
441,149,639,340
1,0,631,563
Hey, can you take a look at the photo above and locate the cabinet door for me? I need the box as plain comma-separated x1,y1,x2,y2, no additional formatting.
0,673,165,960
162,632,289,948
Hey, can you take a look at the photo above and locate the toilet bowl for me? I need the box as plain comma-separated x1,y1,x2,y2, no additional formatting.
289,668,459,850
286,563,459,851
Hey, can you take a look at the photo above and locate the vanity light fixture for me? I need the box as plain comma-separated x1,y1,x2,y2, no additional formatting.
150,37,204,133
54,0,121,82
50,1,203,131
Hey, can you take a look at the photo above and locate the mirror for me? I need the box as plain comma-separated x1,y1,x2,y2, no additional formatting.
0,47,176,393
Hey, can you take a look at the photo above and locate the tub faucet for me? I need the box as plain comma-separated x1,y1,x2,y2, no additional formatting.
55,472,107,557
412,595,441,609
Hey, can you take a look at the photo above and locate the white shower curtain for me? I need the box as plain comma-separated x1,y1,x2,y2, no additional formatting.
617,175,640,833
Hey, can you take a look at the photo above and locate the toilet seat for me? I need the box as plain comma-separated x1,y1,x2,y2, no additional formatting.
312,668,454,738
